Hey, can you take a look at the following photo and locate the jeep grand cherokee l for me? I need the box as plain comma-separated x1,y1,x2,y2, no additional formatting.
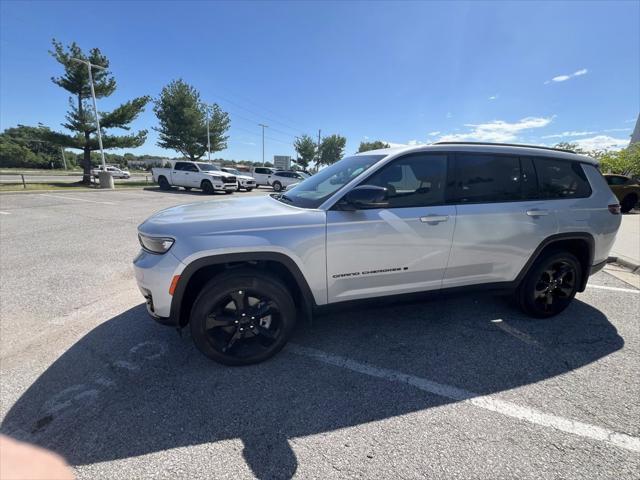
134,142,621,365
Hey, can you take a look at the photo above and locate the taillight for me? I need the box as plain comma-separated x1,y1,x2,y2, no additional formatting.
608,204,621,215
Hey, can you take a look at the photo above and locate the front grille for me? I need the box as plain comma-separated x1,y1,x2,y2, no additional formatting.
225,176,236,183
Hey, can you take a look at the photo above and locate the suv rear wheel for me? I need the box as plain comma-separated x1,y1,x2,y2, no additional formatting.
272,181,283,192
158,176,170,190
620,193,638,213
190,270,297,365
517,251,581,318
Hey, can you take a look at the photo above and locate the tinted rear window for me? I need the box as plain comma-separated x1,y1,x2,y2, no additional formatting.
450,154,522,203
534,158,591,199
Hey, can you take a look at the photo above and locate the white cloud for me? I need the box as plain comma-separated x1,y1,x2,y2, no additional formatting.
407,139,426,146
541,131,596,139
545,68,588,84
446,112,453,119
381,140,409,148
437,116,553,143
603,127,631,133
573,135,629,151
488,94,499,100
427,131,440,136
625,118,637,123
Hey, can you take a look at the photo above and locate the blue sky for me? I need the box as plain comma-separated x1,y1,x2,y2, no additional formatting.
1,0,638,161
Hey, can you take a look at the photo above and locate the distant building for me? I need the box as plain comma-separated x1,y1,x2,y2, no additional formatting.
631,115,639,145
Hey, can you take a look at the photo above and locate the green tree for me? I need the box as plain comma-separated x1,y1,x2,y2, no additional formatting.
358,140,390,153
293,134,317,169
154,80,230,160
598,144,640,176
319,134,347,166
46,39,150,183
0,124,71,168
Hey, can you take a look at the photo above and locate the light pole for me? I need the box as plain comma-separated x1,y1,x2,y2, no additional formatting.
259,123,268,166
70,57,112,188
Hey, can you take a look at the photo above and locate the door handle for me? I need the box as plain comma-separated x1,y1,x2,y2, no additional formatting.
526,209,549,217
420,215,449,223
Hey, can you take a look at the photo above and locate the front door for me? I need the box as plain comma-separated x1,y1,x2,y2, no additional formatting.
326,153,455,303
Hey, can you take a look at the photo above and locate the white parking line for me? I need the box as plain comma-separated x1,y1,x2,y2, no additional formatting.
289,344,640,453
39,194,117,206
586,284,639,294
0,211,11,215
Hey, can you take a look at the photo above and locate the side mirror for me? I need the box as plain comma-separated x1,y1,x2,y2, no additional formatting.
342,185,389,210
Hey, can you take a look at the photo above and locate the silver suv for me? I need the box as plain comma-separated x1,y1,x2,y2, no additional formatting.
134,142,621,365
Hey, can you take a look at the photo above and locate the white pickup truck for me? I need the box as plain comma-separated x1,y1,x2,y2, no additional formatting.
152,161,238,194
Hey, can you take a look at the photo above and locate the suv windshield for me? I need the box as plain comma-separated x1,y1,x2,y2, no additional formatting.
276,154,385,208
197,163,220,172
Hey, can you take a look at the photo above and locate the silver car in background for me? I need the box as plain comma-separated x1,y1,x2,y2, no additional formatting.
134,142,621,365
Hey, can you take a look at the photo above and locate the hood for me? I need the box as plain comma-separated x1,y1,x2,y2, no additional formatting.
138,195,322,238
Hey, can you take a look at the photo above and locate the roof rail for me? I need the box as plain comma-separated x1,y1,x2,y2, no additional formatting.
432,141,576,154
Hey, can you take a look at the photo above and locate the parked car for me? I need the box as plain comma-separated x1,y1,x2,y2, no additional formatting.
249,167,275,187
151,161,237,194
135,142,621,365
603,174,639,213
221,167,257,191
91,165,130,179
268,170,308,192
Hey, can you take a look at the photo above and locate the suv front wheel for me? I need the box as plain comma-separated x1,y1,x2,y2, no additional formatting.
190,270,297,365
517,251,582,318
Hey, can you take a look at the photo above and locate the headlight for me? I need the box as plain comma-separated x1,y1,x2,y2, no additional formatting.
138,233,174,254
210,175,222,181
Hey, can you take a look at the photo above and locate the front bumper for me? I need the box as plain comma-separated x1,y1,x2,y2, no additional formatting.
133,249,184,322
239,180,256,189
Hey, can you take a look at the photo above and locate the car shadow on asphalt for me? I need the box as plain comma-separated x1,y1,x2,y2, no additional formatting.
0,295,623,479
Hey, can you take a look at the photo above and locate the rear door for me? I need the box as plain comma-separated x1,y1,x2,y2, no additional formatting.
326,153,455,302
442,153,558,288
171,162,189,187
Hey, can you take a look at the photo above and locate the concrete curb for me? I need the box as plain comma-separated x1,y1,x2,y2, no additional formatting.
611,255,640,274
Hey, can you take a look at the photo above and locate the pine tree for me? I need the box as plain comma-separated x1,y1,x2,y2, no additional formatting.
46,40,150,183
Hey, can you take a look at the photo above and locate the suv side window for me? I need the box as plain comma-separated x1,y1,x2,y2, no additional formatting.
606,175,627,186
364,153,447,208
255,168,266,174
174,162,187,171
450,154,522,203
185,164,199,172
534,158,591,199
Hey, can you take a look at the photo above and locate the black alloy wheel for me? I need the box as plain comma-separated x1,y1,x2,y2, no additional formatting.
518,251,581,318
190,271,296,365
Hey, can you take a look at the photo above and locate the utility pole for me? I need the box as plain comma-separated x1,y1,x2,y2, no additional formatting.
259,123,268,166
70,57,111,188
205,104,211,162
317,129,321,167
60,147,67,170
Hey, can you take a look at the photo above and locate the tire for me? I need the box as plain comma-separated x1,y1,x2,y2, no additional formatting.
201,180,214,194
272,181,283,192
620,194,638,214
184,187,192,191
516,251,582,318
158,176,170,190
189,269,297,365
224,190,233,195
246,188,253,192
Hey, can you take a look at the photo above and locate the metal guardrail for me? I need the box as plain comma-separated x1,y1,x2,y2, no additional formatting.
0,172,151,188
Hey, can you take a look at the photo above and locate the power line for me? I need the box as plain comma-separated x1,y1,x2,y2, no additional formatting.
210,93,305,137
210,84,306,133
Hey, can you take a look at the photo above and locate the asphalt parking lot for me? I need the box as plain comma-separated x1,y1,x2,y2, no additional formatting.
0,188,638,480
